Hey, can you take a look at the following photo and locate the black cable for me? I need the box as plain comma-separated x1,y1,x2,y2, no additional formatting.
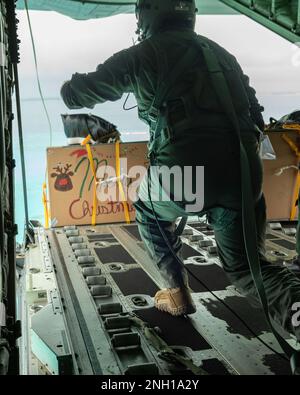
13,64,30,231
123,93,138,111
24,0,53,147
147,164,289,362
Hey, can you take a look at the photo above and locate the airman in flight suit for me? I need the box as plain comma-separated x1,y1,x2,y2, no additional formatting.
61,0,300,343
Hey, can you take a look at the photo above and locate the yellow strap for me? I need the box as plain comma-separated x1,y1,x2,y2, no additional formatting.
81,135,97,226
281,133,300,220
42,182,50,229
115,141,131,224
281,133,300,158
86,143,97,180
82,134,92,146
291,171,300,220
91,184,97,226
283,123,300,133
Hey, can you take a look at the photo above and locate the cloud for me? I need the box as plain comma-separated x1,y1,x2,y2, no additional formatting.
197,15,300,94
16,11,300,98
17,12,138,78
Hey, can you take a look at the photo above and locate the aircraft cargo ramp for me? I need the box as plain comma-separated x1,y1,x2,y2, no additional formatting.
20,220,300,375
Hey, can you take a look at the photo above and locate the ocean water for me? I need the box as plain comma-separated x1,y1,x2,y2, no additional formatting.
13,94,300,243
13,97,149,242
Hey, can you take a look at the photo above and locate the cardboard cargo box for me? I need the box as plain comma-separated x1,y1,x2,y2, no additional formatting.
47,132,299,227
263,131,299,221
47,142,148,227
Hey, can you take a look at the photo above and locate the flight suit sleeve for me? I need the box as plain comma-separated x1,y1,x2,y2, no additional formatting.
61,49,133,109
236,64,265,132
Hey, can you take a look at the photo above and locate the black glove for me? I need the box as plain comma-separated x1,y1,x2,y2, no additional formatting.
61,113,120,143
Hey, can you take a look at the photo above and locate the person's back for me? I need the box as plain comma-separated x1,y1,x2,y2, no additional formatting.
114,29,262,211
108,29,263,136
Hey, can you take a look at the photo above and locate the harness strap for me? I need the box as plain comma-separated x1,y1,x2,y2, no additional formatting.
115,140,131,224
282,133,300,158
81,136,131,225
283,124,300,132
196,37,300,374
281,133,300,220
42,182,50,229
291,172,300,220
175,216,188,236
81,135,97,226
128,314,209,375
146,41,199,154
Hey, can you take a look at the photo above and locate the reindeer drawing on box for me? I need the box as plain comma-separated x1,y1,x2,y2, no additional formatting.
51,163,74,192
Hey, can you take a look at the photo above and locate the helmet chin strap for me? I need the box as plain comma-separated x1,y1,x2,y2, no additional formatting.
135,26,143,42
135,1,144,41
135,20,148,42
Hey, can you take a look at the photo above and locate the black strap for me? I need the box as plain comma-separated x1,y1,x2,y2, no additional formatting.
195,37,300,374
175,216,188,236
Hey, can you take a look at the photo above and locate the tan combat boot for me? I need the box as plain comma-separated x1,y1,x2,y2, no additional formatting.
154,287,196,316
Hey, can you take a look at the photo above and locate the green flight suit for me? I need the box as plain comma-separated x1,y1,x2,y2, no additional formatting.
61,29,300,340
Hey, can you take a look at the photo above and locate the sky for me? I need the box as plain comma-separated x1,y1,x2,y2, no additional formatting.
15,10,300,123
